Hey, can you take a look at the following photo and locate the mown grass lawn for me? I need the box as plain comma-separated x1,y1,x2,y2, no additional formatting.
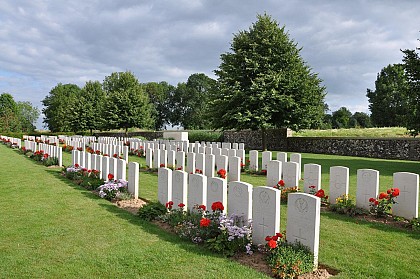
2,144,420,278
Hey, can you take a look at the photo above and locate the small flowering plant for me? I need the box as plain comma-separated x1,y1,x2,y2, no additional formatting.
217,169,227,179
309,186,329,206
195,168,203,174
369,187,400,217
97,174,129,201
273,180,299,202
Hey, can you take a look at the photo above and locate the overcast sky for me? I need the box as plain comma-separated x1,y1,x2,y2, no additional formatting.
1,0,419,129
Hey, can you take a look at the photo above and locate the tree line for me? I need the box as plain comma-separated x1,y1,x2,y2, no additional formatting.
0,93,39,133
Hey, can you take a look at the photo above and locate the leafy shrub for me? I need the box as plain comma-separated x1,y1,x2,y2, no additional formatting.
330,194,366,216
369,188,400,217
138,202,167,221
410,218,420,231
188,130,223,142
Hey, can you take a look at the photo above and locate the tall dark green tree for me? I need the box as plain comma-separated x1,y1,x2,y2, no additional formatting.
402,45,420,136
350,112,372,128
42,84,81,132
0,93,20,132
142,81,175,130
68,81,105,134
210,14,326,149
366,64,409,127
171,73,216,130
102,71,154,135
332,107,352,128
16,101,40,132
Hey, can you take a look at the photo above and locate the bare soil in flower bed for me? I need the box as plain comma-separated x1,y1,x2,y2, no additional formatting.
114,199,337,278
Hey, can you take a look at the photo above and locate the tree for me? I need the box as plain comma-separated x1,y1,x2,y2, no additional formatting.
210,14,326,149
68,81,106,134
402,45,420,136
0,93,20,132
350,112,372,128
42,83,81,132
332,107,352,128
16,101,40,132
171,73,216,130
366,64,409,127
102,71,154,135
142,81,175,130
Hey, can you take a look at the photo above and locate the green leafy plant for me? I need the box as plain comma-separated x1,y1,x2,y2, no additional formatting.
369,188,400,217
264,233,314,278
409,218,420,231
273,180,299,203
138,202,167,221
330,194,364,216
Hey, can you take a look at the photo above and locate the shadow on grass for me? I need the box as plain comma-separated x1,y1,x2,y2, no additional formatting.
321,210,420,240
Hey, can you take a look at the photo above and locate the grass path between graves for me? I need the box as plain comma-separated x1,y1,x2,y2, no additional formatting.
3,146,420,278
0,145,270,279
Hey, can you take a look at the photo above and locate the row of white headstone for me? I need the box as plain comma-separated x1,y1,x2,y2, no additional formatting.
250,150,302,178
157,168,320,267
265,158,419,220
89,143,129,161
22,140,63,167
1,136,22,148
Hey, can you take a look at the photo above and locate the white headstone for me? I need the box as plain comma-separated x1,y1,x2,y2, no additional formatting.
153,149,161,169
239,143,245,150
158,167,172,205
393,172,419,219
168,150,176,168
207,177,227,214
287,193,320,268
172,170,188,210
261,151,272,171
187,173,207,212
117,159,127,181
249,150,259,171
232,143,238,149
276,152,287,163
109,158,117,177
215,155,228,173
267,160,282,187
329,166,349,205
228,156,241,182
160,149,168,168
195,153,205,174
213,147,222,156
283,162,299,188
237,149,246,166
128,162,139,199
356,169,379,210
290,153,302,180
102,156,110,181
303,164,322,193
252,186,281,245
205,154,215,178
186,152,196,174
96,155,103,178
227,181,253,224
228,149,237,158
146,147,153,168
175,151,185,171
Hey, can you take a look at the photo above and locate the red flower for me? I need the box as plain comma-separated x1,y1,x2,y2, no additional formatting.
95,150,101,155
278,180,285,187
268,240,277,249
309,185,316,189
200,218,211,227
315,189,325,198
272,235,278,241
195,169,203,174
276,232,283,238
165,201,174,209
265,236,272,241
113,154,118,158
217,169,227,177
176,167,183,170
107,173,114,180
261,170,267,175
374,200,379,206
387,189,391,194
211,201,224,212
82,168,87,172
160,163,165,168
74,164,79,168
379,192,388,200
391,188,400,197
198,204,206,211
369,197,376,203
178,203,185,208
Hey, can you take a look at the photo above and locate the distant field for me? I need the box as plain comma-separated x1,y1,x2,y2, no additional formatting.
293,127,409,138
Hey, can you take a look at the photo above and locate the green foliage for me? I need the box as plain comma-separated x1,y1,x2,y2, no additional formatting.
16,101,40,132
332,107,352,129
402,46,420,137
142,81,175,130
138,201,167,221
266,241,314,279
294,127,408,137
188,130,223,142
410,218,420,231
330,194,365,216
171,73,216,129
351,112,372,128
210,13,326,149
102,71,154,134
366,64,409,127
42,83,81,132
0,93,21,133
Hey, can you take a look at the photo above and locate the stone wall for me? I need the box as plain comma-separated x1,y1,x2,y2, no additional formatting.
223,129,420,161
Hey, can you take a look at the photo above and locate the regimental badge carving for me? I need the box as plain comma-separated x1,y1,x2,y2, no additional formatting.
295,198,308,213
